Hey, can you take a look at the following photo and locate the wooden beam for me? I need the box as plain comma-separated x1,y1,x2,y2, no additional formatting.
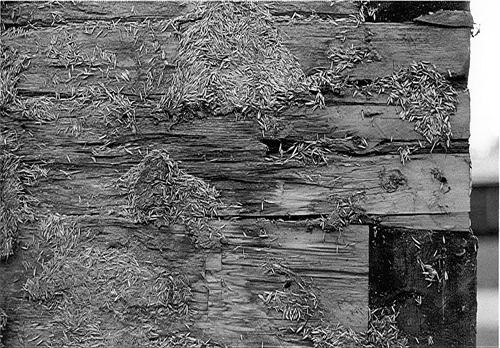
0,1,474,347
0,217,368,347
2,19,470,97
369,227,477,348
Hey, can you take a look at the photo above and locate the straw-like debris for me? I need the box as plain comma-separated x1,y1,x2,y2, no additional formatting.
364,307,409,348
25,245,192,310
38,213,81,251
327,46,382,74
156,0,385,134
160,1,305,118
299,323,362,347
279,140,332,166
0,307,6,348
154,332,222,348
0,154,26,259
45,31,86,69
320,193,366,235
0,41,30,109
304,44,381,110
298,306,408,348
0,125,20,153
23,214,193,347
260,262,319,322
370,61,458,149
270,136,368,166
14,96,59,123
397,145,417,165
74,84,137,134
123,149,223,248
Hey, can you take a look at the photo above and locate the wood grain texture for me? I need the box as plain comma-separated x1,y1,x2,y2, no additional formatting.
279,21,470,78
1,1,470,27
0,1,474,347
0,217,368,347
2,93,470,231
1,1,196,27
2,19,471,96
369,227,477,348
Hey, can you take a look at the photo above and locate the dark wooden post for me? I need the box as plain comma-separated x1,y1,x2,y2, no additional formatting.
1,2,475,347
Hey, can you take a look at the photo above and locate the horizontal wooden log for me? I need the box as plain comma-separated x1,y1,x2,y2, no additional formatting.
1,1,470,28
2,18,470,99
271,91,470,142
10,150,470,232
3,86,471,149
1,1,196,27
0,217,368,347
1,102,469,232
281,22,470,78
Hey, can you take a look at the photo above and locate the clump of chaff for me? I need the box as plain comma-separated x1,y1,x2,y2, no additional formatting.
320,193,366,235
160,1,305,118
363,306,409,348
66,84,137,136
270,136,369,166
123,149,224,248
298,306,408,348
23,214,193,347
158,0,386,133
278,139,332,166
0,41,30,109
259,262,320,322
304,43,382,111
0,154,36,260
299,323,362,347
154,331,223,348
368,61,458,150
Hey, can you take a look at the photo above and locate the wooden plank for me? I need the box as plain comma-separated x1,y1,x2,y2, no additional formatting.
7,136,470,231
4,94,470,231
369,227,477,348
198,220,369,346
279,22,470,78
3,87,471,145
0,1,474,347
0,1,359,28
1,19,470,97
269,91,470,142
0,217,368,347
1,1,471,27
1,1,196,27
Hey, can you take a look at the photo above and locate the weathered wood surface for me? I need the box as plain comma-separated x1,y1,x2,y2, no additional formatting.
369,227,477,348
1,1,472,27
414,10,474,28
0,217,368,347
1,2,474,348
2,20,471,94
1,1,360,27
